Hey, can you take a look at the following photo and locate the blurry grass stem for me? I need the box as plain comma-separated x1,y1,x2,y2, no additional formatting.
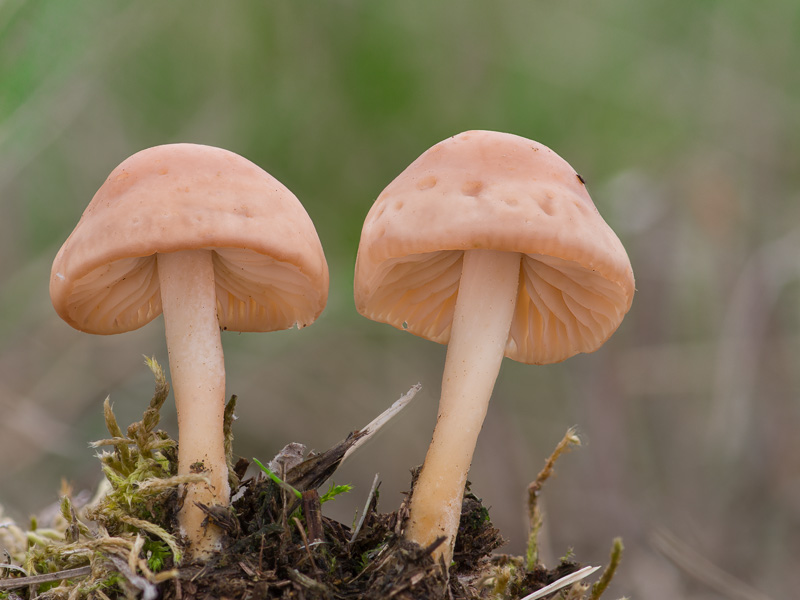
652,528,775,600
519,565,600,600
526,427,581,570
589,537,623,600
710,230,800,462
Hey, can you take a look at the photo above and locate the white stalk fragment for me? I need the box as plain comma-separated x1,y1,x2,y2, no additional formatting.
519,565,601,600
342,383,422,464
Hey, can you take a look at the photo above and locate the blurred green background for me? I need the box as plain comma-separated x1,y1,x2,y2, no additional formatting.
1,1,798,597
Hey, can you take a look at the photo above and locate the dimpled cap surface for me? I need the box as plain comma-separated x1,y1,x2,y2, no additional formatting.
51,143,328,335
354,130,634,365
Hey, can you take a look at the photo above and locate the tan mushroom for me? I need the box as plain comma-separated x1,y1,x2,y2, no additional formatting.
50,143,329,560
354,130,634,566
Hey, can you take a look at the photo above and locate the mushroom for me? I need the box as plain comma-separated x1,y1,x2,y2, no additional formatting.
50,143,329,559
354,130,634,565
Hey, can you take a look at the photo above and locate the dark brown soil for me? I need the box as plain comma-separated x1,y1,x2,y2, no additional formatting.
157,464,583,600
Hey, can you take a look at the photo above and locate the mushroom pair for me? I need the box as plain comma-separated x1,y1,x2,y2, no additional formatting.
50,144,329,559
51,132,633,568
354,130,635,566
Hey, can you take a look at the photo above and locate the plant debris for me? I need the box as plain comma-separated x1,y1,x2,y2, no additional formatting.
0,360,625,599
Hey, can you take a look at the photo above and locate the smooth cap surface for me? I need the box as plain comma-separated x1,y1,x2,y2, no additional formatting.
51,143,329,334
354,130,634,364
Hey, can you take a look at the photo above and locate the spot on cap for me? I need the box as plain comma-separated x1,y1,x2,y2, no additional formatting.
354,130,634,364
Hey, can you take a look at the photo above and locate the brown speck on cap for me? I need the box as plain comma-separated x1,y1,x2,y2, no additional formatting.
354,130,634,365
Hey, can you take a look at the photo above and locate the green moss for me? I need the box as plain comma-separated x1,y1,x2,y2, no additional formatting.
0,358,188,598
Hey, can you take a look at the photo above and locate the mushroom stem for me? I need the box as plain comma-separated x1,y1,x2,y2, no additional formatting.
404,248,521,566
157,249,229,560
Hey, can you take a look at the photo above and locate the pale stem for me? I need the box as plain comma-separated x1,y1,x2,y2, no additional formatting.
404,248,521,565
157,249,229,560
